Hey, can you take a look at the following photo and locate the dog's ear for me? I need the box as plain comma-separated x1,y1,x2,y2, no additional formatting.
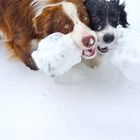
119,2,129,28
33,7,55,37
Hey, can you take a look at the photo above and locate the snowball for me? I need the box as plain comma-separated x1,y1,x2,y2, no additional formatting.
109,28,140,81
32,32,82,77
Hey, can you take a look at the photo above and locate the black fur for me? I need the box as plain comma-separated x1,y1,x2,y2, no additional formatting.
84,0,129,31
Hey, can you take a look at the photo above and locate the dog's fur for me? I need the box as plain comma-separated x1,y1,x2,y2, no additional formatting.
84,0,129,67
0,0,97,70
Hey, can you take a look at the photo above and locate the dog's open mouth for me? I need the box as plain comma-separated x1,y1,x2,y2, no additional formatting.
97,46,109,54
82,48,96,59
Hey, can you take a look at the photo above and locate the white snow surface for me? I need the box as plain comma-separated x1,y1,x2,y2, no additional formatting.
0,0,140,140
32,32,82,77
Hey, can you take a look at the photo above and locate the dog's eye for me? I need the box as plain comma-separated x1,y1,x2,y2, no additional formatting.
65,24,69,29
83,16,88,21
97,26,102,31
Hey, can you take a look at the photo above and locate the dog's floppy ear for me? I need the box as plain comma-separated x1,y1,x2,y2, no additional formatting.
33,7,54,37
119,2,129,28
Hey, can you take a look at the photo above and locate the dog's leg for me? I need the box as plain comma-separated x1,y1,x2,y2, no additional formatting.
12,32,39,70
14,43,38,70
7,40,38,70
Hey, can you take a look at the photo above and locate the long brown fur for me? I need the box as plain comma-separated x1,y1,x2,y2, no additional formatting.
0,0,89,70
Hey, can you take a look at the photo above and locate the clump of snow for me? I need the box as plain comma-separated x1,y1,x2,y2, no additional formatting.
32,32,82,77
108,28,140,81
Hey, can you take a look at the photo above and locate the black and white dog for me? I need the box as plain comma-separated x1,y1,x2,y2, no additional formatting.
84,0,129,67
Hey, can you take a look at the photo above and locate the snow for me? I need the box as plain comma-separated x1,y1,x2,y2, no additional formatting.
0,0,140,140
110,29,140,82
32,32,82,77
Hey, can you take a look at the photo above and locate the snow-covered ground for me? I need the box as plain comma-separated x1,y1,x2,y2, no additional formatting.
0,0,140,140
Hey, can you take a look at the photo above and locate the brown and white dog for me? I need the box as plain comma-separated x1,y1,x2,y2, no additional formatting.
0,0,97,70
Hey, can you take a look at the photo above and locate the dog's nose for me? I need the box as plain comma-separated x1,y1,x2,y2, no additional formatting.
82,36,95,48
103,34,114,43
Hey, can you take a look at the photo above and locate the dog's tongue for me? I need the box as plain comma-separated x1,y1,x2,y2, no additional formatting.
82,48,96,59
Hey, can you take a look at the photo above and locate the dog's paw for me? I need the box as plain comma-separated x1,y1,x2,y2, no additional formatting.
26,58,38,71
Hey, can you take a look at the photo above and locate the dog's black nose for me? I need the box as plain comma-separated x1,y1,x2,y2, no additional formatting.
103,34,114,43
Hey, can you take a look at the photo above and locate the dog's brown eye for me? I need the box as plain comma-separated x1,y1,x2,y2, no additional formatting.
83,16,88,21
65,24,69,29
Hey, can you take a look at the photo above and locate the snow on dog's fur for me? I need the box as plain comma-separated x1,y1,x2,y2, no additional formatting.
84,0,129,67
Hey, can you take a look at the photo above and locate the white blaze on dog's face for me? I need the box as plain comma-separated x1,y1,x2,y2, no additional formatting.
85,0,129,54
96,24,122,53
62,2,97,49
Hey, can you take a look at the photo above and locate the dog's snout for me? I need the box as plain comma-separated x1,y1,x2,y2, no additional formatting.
103,34,114,43
82,36,95,48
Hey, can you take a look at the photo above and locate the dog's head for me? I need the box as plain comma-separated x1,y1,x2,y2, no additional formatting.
85,0,129,54
32,0,97,58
